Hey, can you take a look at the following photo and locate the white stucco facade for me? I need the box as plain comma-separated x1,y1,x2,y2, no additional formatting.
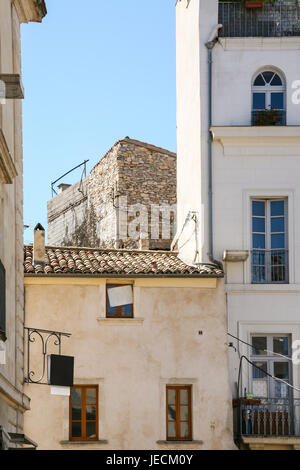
176,0,300,447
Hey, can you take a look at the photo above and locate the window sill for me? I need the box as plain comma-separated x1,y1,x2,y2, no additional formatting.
156,440,203,445
97,318,144,325
60,440,108,445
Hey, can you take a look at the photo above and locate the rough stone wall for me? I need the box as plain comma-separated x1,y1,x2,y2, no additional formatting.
47,138,177,250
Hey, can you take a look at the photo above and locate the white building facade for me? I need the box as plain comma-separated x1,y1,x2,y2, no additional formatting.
176,0,300,450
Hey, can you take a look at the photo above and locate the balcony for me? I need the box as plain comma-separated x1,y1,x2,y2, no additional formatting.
233,398,300,449
219,1,300,38
252,110,286,126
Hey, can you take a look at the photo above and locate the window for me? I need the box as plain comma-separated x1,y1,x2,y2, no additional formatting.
252,70,286,125
251,199,288,283
166,385,192,441
69,385,98,441
106,284,134,318
251,335,291,398
0,260,6,342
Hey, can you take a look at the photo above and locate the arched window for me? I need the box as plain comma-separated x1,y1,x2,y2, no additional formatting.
252,70,286,125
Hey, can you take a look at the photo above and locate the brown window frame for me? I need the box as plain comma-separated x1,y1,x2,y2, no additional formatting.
69,385,99,441
166,385,192,441
106,283,134,318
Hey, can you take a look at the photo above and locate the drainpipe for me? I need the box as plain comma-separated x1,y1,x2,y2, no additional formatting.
205,24,223,269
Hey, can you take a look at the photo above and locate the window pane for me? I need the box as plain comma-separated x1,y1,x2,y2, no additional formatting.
253,93,266,110
72,405,82,421
271,217,284,233
253,74,265,86
253,361,267,379
121,304,133,317
252,201,265,217
86,405,96,421
86,422,97,439
168,389,176,405
271,234,285,249
168,422,176,438
273,337,289,356
72,388,82,404
253,234,265,249
180,389,189,405
252,337,267,355
72,422,81,438
180,405,189,421
253,379,268,397
107,295,118,315
180,422,189,439
253,217,265,233
271,200,284,216
262,71,274,83
271,93,284,109
86,388,97,404
168,405,176,421
270,74,282,86
274,362,289,380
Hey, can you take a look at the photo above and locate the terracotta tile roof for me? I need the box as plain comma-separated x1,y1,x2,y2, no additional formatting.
24,245,223,278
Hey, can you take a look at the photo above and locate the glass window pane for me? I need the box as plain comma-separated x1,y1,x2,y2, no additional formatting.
253,379,268,397
273,337,289,356
254,74,265,86
253,234,265,249
252,337,267,355
168,422,176,438
72,422,81,438
253,217,265,233
271,217,284,233
271,93,284,110
86,422,97,439
270,74,282,86
253,93,266,110
180,389,189,405
253,361,267,379
274,362,289,380
252,201,265,217
180,405,189,421
180,422,189,439
121,304,133,317
86,388,97,404
72,405,81,421
168,389,176,405
262,71,274,83
168,405,176,421
271,234,285,249
72,388,82,404
86,405,96,421
271,200,284,216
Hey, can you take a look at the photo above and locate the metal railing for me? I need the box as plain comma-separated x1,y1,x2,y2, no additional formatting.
251,249,288,283
219,1,300,38
252,110,286,126
234,397,300,438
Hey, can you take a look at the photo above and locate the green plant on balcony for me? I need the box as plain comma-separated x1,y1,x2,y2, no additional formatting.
254,106,282,125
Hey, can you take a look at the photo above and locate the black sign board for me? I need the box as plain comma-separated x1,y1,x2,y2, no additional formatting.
47,354,74,387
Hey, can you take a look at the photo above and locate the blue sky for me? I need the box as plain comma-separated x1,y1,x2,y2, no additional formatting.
21,0,177,243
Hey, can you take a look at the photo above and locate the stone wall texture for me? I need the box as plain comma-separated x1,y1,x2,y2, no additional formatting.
47,138,177,250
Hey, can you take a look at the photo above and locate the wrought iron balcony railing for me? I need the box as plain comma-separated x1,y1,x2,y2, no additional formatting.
251,249,289,284
252,110,286,126
234,397,300,439
219,1,300,38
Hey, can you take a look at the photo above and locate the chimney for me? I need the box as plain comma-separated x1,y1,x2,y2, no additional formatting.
33,223,45,265
58,183,71,194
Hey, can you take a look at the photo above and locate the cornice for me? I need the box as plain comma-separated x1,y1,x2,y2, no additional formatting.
12,0,47,24
219,36,300,52
0,129,18,184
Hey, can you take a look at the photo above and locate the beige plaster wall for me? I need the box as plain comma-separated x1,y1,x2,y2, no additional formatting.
24,277,235,450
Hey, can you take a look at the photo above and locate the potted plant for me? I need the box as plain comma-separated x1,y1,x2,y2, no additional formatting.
254,105,282,126
245,0,263,8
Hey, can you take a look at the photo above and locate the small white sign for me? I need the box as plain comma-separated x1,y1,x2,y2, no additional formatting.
108,285,133,307
0,341,6,365
50,386,70,396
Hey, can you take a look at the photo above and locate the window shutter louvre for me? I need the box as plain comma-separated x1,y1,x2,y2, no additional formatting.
0,260,6,341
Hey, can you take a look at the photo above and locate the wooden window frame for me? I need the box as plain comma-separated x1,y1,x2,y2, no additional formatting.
166,385,192,441
106,283,134,318
69,385,99,441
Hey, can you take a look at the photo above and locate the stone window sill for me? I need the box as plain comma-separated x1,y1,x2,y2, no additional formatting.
97,318,144,325
156,440,203,445
60,440,108,445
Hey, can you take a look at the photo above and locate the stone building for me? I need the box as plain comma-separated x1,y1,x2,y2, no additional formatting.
0,0,46,450
47,137,177,251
